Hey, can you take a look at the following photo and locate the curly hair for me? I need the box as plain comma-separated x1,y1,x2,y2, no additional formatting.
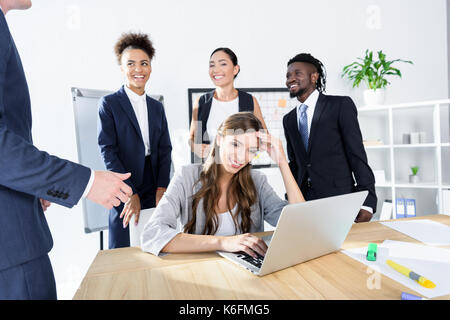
114,32,155,65
287,53,327,93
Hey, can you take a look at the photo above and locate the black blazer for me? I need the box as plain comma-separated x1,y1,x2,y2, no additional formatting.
98,86,172,195
282,93,377,212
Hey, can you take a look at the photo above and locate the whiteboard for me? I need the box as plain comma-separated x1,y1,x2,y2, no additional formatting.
71,87,165,233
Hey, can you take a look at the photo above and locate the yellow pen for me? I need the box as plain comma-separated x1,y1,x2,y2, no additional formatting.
253,152,262,160
386,259,436,289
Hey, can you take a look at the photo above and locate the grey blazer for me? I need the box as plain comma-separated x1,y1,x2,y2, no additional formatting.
141,164,288,256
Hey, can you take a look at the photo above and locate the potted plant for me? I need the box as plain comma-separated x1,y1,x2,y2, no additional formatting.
409,166,420,184
341,49,413,106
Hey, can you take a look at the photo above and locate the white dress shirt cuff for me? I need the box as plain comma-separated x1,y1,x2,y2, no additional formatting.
361,205,373,214
82,170,95,198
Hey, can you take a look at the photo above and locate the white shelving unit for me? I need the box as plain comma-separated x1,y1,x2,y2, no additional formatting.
358,99,450,218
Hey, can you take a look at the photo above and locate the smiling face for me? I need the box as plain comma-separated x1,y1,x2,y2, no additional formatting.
120,48,151,94
209,50,240,87
217,131,259,175
286,62,318,100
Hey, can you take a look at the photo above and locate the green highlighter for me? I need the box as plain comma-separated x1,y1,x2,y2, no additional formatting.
366,243,378,261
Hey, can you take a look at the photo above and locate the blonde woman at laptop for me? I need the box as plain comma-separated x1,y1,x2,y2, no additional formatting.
137,112,304,258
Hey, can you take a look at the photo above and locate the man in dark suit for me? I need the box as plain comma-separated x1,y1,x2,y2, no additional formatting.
282,53,377,222
0,1,133,299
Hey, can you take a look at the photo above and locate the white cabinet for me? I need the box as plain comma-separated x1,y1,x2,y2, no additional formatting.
358,99,450,218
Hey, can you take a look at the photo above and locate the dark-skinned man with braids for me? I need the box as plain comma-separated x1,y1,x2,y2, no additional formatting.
282,53,377,223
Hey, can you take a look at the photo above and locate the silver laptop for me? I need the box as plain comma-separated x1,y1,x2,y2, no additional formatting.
218,191,368,276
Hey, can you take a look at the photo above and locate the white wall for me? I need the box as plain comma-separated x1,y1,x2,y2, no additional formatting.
5,0,448,299
448,0,450,97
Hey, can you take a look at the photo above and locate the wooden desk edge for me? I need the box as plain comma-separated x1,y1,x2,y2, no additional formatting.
74,214,450,300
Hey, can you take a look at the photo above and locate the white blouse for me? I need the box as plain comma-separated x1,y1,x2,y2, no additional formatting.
124,85,151,156
206,97,239,143
214,206,238,236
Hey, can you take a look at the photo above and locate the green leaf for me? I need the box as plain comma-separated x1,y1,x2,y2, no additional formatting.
378,50,386,62
374,61,381,70
341,49,413,89
385,68,402,77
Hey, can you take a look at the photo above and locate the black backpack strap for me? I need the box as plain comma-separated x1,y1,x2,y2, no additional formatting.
237,90,254,112
197,90,215,144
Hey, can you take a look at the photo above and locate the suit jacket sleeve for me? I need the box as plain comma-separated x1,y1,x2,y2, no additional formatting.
282,114,298,182
97,97,136,193
338,96,377,212
0,49,90,207
156,104,172,188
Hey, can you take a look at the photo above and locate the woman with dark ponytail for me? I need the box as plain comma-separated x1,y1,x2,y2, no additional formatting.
189,47,268,160
141,112,304,258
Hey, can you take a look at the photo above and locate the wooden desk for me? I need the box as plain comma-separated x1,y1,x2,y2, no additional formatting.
73,215,450,300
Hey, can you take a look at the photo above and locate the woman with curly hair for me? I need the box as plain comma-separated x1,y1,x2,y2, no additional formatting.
98,32,172,249
140,112,304,258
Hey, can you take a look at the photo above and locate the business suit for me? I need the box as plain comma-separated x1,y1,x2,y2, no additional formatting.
98,85,172,249
0,9,91,299
283,92,377,212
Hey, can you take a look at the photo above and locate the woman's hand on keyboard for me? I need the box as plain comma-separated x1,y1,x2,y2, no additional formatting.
219,233,268,258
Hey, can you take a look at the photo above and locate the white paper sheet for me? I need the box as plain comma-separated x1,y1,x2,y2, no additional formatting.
342,240,450,299
380,219,450,246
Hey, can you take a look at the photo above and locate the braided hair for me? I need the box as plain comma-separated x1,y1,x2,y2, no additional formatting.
287,53,327,93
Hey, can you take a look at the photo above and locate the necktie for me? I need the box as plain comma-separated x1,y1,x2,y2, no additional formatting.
298,104,309,150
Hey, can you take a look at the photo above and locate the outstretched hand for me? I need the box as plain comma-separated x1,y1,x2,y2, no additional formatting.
87,171,133,210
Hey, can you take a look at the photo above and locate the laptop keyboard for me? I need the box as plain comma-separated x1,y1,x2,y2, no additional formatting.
236,251,265,269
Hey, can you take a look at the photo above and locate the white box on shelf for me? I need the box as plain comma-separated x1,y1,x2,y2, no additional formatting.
419,132,427,143
410,132,420,144
443,189,450,216
373,170,386,184
379,200,393,221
